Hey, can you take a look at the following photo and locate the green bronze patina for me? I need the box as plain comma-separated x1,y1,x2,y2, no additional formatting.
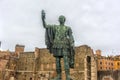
41,10,75,80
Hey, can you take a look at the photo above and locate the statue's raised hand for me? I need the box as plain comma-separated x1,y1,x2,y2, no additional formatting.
41,10,46,20
41,10,47,28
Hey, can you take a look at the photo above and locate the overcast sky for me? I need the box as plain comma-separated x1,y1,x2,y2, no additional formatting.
0,0,120,56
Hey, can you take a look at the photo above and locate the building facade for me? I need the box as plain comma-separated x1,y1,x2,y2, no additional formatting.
96,50,114,71
96,50,120,80
114,56,120,70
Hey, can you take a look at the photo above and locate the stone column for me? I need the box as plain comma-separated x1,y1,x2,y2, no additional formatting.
84,56,87,80
91,56,97,80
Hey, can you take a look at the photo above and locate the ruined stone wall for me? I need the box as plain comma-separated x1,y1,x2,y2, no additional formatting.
36,45,97,80
74,45,97,80
4,45,97,80
37,49,56,71
16,52,35,71
16,52,35,80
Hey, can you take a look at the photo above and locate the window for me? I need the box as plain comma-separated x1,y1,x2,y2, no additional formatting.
111,63,113,66
30,78,32,80
117,63,119,66
25,67,27,70
87,56,91,63
100,62,102,64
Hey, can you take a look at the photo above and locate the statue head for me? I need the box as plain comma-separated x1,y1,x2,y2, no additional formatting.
58,15,66,25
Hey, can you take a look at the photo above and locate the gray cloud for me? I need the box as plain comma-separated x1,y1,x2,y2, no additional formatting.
0,0,120,56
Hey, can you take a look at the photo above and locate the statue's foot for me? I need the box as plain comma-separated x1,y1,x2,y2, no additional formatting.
50,77,61,80
66,75,73,80
67,77,73,80
69,62,74,68
50,75,61,80
69,64,74,68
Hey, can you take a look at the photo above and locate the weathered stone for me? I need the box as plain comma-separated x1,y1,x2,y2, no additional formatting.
4,45,97,80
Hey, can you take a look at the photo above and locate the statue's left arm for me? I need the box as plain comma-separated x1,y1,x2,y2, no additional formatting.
68,27,75,47
68,27,75,68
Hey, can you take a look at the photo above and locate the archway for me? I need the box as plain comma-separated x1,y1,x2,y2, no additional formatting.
102,76,113,80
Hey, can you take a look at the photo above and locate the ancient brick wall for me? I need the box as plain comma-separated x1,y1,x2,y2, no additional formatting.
36,45,97,80
4,45,97,80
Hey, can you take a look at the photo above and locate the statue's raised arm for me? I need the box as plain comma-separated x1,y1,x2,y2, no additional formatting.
41,10,47,28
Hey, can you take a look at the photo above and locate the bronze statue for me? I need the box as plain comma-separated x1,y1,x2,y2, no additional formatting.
41,10,75,80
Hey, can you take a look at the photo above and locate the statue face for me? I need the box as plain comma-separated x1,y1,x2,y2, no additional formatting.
59,15,66,24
